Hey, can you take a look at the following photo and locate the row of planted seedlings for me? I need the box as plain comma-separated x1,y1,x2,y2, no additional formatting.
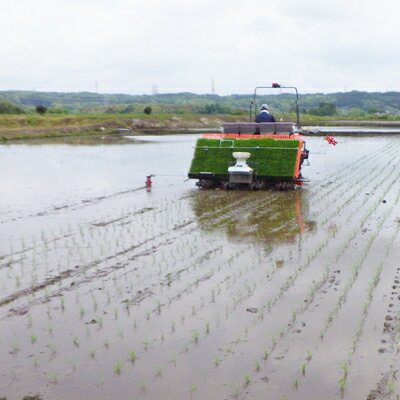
307,137,400,209
83,139,400,398
0,189,277,394
188,152,400,398
216,209,396,397
293,200,400,399
15,194,308,396
117,160,400,399
334,177,400,396
248,151,400,319
0,158,384,358
292,165,396,384
0,137,395,312
3,202,223,320
307,138,397,219
0,197,216,382
3,140,399,397
311,139,399,198
338,219,400,399
8,242,255,394
307,138,400,222
214,150,400,324
266,171,400,399
0,194,201,316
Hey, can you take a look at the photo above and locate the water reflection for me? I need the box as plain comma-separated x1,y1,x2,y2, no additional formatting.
190,189,315,246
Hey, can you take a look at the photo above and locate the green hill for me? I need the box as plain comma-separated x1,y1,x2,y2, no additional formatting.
1,90,400,115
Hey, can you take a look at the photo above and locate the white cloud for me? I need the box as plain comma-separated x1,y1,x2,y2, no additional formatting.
1,0,400,94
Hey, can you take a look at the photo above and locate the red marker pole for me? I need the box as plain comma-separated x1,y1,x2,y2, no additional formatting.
145,175,152,188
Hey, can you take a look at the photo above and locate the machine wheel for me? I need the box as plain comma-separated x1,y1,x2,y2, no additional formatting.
275,181,294,191
250,181,261,190
223,181,231,190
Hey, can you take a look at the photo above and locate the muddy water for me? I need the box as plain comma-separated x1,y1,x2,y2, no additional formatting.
0,134,399,400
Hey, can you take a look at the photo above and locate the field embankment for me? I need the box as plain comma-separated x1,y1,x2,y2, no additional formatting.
0,114,238,140
2,113,400,140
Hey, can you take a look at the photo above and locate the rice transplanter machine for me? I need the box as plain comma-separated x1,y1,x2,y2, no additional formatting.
188,83,309,190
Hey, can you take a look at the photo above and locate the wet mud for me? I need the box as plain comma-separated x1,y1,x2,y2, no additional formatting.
0,134,399,400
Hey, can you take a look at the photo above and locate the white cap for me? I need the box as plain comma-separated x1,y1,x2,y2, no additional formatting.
260,104,269,111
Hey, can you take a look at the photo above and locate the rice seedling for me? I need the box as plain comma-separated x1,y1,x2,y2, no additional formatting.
141,340,150,350
155,365,163,377
214,357,221,367
192,330,200,343
225,344,233,354
96,316,103,329
338,362,349,390
244,375,251,385
169,354,177,365
49,373,58,384
293,377,299,388
190,385,198,398
232,385,241,398
11,343,20,354
386,378,395,394
30,334,37,344
114,362,122,374
139,379,147,391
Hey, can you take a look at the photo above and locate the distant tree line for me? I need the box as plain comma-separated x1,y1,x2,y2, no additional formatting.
1,90,400,116
0,101,25,114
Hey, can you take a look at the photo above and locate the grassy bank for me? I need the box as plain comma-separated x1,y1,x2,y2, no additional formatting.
0,114,240,140
1,113,400,141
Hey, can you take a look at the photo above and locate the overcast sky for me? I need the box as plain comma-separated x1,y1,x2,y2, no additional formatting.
1,0,400,95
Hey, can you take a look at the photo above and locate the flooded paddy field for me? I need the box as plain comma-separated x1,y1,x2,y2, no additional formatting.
0,133,400,400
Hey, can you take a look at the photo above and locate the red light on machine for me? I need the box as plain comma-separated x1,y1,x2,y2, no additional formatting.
272,82,281,88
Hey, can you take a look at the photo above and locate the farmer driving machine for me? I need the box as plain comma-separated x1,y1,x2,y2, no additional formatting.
188,83,309,190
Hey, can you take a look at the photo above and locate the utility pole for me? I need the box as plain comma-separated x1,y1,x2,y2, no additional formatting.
211,77,215,94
